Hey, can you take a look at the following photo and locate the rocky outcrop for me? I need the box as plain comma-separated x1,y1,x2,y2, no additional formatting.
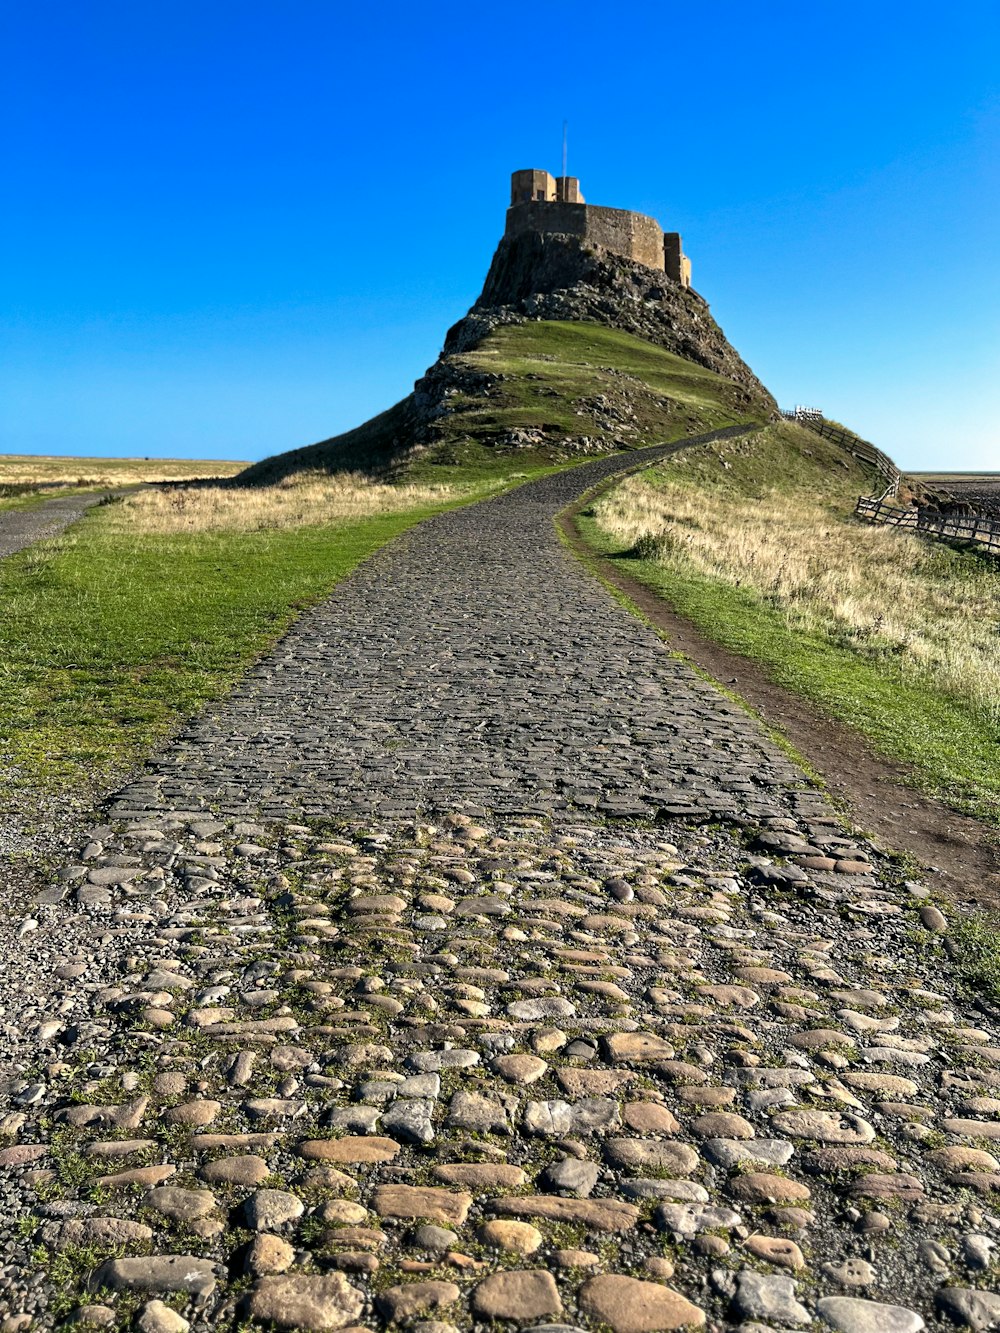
445,230,775,408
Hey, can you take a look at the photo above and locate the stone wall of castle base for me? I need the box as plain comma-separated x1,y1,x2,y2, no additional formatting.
505,202,666,273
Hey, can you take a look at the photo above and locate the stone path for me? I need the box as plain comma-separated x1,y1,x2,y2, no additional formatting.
111,430,807,826
3,437,1000,1333
0,491,113,561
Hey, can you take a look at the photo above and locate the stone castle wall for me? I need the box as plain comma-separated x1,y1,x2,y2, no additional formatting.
663,231,692,287
505,201,667,273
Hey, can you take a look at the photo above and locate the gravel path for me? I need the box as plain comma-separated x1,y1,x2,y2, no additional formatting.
3,433,998,1333
0,491,112,560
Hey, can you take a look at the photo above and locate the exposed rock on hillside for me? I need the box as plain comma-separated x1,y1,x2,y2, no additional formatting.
446,231,775,408
240,231,774,482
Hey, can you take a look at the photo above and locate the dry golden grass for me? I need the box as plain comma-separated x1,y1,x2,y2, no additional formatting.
0,455,246,485
106,471,462,534
594,477,1000,724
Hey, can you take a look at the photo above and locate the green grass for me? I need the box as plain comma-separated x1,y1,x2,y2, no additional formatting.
649,417,869,502
0,454,246,482
0,513,421,803
0,483,60,513
948,912,1000,999
242,320,771,483
576,424,1000,826
448,321,757,444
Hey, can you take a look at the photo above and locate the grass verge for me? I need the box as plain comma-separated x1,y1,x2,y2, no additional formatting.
578,423,1000,827
0,461,571,813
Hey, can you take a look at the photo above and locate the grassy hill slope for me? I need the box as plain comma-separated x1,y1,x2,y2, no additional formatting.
239,321,774,485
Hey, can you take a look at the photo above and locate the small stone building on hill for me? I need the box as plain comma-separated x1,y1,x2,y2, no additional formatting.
507,168,692,288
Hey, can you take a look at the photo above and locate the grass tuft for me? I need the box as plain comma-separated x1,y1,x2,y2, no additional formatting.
949,913,1000,999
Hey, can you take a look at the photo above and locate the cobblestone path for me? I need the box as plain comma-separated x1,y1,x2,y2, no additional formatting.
3,439,1000,1333
111,433,807,826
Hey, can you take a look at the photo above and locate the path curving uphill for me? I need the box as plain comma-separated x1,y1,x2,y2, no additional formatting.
111,426,804,826
3,431,997,1332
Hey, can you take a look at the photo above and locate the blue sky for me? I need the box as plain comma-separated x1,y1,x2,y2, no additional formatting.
1,1,997,469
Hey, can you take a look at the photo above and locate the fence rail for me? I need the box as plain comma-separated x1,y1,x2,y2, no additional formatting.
812,421,900,491
779,409,901,492
855,495,1000,556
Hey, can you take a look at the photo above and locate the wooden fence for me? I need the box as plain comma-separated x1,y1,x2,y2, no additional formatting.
812,421,900,491
779,410,901,492
855,495,1000,556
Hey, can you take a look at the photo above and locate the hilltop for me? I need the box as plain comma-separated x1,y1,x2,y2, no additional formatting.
239,192,778,485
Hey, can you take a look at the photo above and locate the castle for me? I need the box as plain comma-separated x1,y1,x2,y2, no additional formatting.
507,168,692,288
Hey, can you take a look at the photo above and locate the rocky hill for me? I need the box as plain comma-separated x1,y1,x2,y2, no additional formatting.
240,232,776,484
448,231,773,402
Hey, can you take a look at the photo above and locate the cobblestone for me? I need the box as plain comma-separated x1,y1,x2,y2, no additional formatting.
1,443,995,1329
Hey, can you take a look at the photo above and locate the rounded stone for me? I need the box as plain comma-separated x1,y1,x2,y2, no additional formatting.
821,1258,877,1288
90,1257,216,1298
244,1188,305,1231
772,1110,875,1145
153,1073,188,1096
477,1220,544,1254
199,1155,271,1187
298,1136,400,1164
817,1296,924,1333
163,1100,221,1127
245,1274,365,1330
729,1173,811,1205
743,1234,805,1269
919,905,948,933
928,1146,1000,1173
603,1138,699,1174
602,1033,675,1063
143,1187,217,1222
506,997,576,1020
578,1275,705,1331
318,1199,368,1225
377,1281,461,1322
471,1271,562,1321
644,1257,676,1279
622,1102,682,1134
245,1234,295,1275
690,1112,754,1139
936,1287,1000,1330
554,1248,600,1268
137,1304,189,1333
491,1053,549,1084
412,1224,458,1252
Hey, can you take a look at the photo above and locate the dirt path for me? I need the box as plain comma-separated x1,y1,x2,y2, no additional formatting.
0,490,115,559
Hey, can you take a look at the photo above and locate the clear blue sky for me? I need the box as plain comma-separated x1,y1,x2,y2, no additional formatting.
2,1,997,469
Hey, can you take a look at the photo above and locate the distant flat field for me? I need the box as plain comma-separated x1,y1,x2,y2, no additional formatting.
911,472,1000,513
911,472,1000,482
0,454,248,485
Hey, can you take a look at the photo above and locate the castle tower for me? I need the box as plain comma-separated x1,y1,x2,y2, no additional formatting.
663,233,692,289
505,168,692,287
555,175,584,203
510,169,556,205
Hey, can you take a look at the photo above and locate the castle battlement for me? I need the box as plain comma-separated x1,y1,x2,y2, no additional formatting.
506,168,691,288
